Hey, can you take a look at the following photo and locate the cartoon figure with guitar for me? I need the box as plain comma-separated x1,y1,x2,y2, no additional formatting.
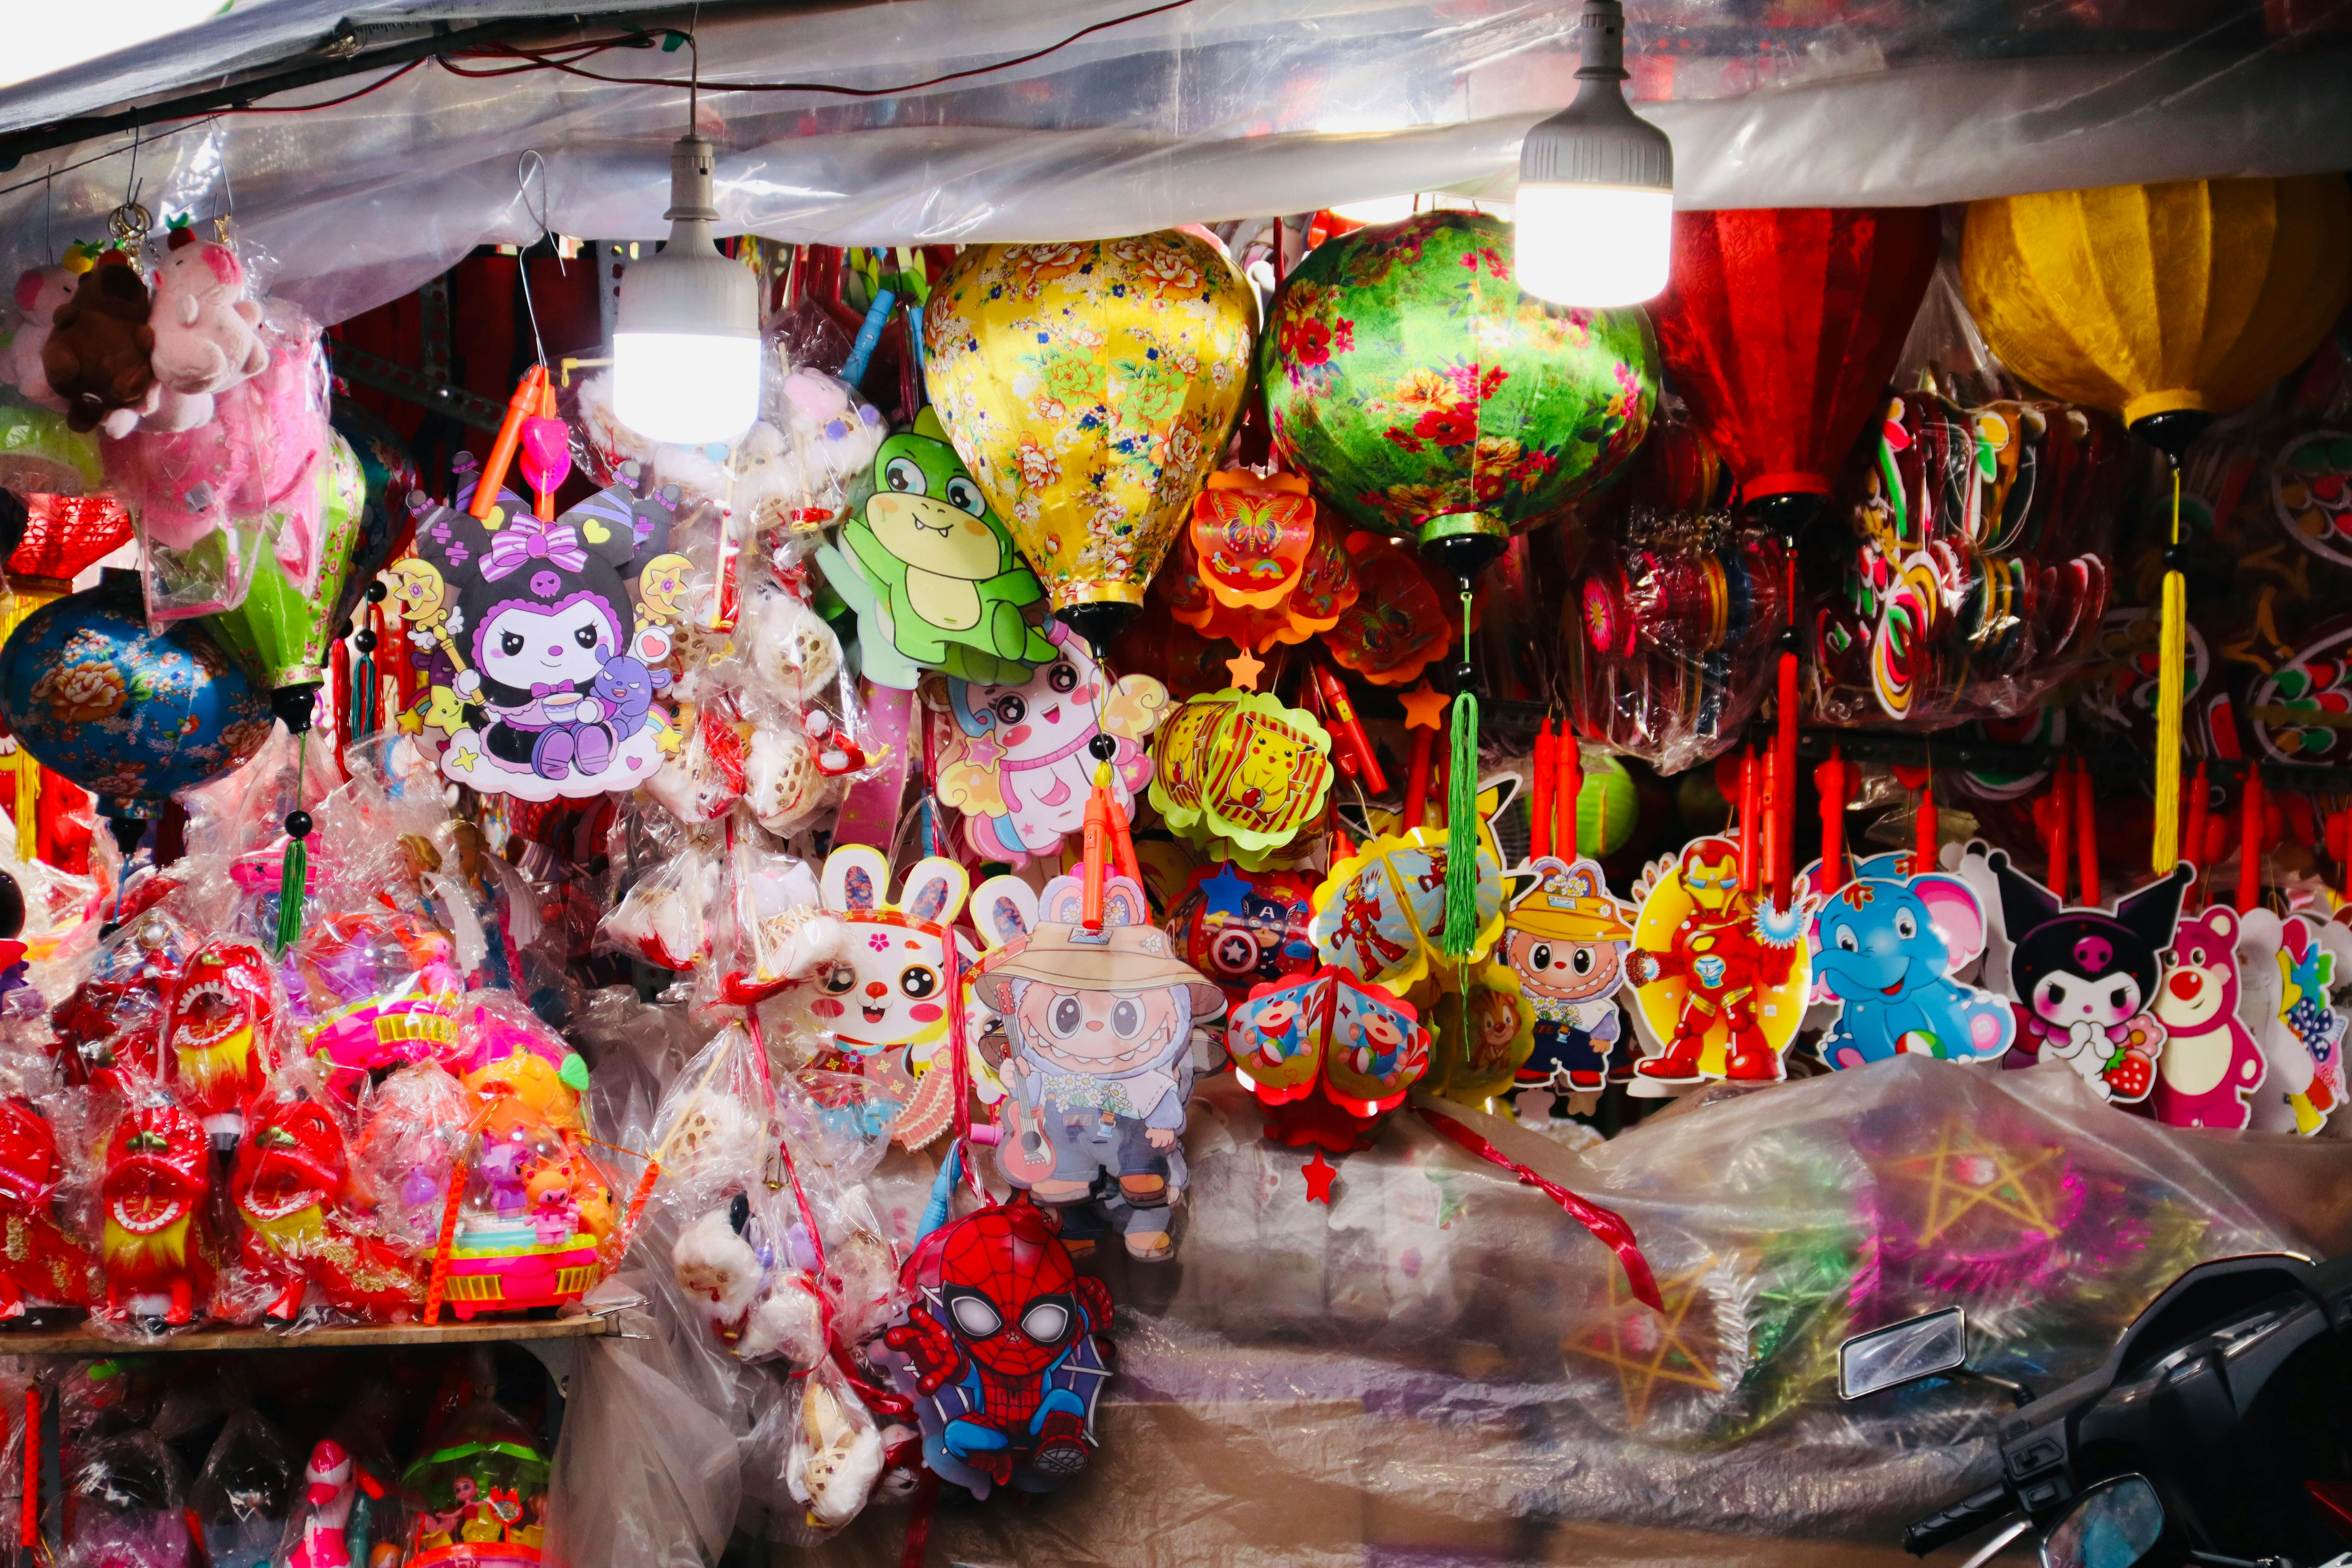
969,872,1224,1261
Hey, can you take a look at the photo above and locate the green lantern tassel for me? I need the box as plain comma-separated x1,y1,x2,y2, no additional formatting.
274,835,307,954
1440,589,1480,960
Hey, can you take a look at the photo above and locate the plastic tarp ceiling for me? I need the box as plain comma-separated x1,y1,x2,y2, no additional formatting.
0,0,2347,325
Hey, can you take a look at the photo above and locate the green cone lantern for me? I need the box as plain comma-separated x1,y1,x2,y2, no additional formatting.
1263,211,1659,569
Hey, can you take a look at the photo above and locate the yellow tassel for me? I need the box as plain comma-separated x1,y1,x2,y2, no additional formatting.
2151,465,2187,875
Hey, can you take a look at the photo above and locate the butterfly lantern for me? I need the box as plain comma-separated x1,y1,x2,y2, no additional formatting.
798,846,974,1151
968,872,1223,1263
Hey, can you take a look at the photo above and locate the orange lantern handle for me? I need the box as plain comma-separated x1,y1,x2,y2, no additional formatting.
471,365,549,521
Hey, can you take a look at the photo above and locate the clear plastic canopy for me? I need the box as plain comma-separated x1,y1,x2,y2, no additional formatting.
0,0,2346,323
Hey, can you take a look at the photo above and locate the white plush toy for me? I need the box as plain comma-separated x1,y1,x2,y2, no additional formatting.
145,230,266,434
786,1369,887,1532
746,728,834,838
742,571,843,706
2,266,75,411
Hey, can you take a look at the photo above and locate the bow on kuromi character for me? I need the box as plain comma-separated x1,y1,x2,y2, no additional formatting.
394,474,681,801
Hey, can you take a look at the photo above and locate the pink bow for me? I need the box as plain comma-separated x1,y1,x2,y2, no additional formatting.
481,516,588,581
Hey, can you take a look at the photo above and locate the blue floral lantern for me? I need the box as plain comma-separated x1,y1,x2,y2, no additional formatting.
0,571,274,822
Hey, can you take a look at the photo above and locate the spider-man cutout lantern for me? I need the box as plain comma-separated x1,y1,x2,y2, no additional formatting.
884,1201,1112,1497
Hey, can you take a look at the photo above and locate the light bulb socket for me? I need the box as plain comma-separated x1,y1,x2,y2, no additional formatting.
665,134,720,225
615,134,757,341
1518,0,1672,195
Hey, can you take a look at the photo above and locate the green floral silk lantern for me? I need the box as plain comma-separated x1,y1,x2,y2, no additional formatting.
1263,211,1658,580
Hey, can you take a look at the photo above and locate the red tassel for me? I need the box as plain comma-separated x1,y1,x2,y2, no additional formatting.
2073,757,2100,908
2240,765,2266,916
1530,720,1556,861
1816,750,1850,896
2044,765,2071,900
1738,747,1761,896
2183,763,2210,909
1915,775,1937,874
1556,724,1583,864
22,1384,36,1551
1772,648,1798,909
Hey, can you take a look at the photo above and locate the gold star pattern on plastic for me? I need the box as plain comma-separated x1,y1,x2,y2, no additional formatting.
1882,1125,2065,1250
1566,1259,1725,1427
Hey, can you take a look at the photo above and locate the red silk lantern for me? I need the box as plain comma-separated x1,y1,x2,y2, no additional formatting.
1651,207,1940,528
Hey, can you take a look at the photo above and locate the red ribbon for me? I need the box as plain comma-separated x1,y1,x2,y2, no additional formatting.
1416,1105,1661,1311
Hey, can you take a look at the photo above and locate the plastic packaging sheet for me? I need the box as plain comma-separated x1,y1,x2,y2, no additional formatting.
2,1,2350,325
539,1052,2352,1567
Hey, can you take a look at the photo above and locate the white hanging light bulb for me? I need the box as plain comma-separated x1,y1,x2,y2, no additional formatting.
1514,0,1674,308
613,132,761,443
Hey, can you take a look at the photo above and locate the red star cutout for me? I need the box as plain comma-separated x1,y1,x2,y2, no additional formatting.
1301,1149,1338,1204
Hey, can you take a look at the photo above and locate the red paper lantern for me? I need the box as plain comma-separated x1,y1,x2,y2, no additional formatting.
1651,207,1940,529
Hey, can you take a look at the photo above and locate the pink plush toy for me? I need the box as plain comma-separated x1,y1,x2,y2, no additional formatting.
3,266,75,412
142,229,266,433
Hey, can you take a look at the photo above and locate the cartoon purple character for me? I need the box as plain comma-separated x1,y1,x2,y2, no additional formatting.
591,656,670,742
403,475,678,799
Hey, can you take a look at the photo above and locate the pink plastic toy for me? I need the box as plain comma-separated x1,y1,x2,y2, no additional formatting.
437,1094,615,1319
283,911,464,1102
4,265,74,411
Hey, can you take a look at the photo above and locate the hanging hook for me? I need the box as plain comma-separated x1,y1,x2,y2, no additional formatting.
516,148,564,277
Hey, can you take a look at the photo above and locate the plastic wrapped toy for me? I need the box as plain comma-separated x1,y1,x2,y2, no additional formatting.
399,1399,551,1563
62,1429,192,1568
49,905,190,1090
283,911,463,1103
228,1083,424,1324
0,1094,96,1316
189,1410,295,1568
97,1089,216,1328
450,995,588,1132
350,1062,475,1253
280,1438,361,1568
160,937,283,1148
884,1198,1112,1497
435,1093,616,1318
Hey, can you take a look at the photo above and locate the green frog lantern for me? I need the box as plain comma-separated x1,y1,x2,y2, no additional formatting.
817,407,1055,688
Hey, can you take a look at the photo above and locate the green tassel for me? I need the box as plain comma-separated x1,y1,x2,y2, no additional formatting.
1441,688,1479,958
274,836,307,955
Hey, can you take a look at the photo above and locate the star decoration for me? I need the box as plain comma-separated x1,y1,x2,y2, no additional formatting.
1226,646,1266,690
395,708,424,736
1301,1148,1338,1204
1198,863,1253,920
1880,1124,2068,1250
1399,684,1450,731
1566,1259,1727,1427
450,746,479,771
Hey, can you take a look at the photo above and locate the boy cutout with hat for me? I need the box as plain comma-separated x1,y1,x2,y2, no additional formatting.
1503,857,1637,1117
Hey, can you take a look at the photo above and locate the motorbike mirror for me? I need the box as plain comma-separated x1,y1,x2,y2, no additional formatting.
2041,1475,2171,1568
1839,1306,1967,1400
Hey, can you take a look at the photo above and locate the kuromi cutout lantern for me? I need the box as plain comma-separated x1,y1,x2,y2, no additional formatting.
969,873,1221,1262
1986,850,2190,1105
803,846,974,1151
394,474,681,800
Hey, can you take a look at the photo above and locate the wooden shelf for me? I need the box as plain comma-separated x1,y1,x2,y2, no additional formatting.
0,1312,621,1356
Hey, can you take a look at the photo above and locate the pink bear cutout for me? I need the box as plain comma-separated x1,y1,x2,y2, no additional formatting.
2152,906,2267,1130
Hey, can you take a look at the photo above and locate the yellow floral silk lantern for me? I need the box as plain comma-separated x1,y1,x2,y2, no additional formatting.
922,232,1256,653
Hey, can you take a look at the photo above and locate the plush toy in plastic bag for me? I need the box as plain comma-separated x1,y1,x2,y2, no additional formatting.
969,872,1221,1261
62,1429,193,1567
350,1062,475,1252
227,1082,424,1324
97,1087,217,1328
600,833,720,972
783,1358,894,1532
885,1197,1112,1497
394,472,682,800
451,994,589,1132
49,904,191,1091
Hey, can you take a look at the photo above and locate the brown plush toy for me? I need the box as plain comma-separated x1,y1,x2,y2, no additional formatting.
42,250,156,435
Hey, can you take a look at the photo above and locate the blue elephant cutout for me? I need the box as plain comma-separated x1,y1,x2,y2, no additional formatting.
1807,852,2016,1070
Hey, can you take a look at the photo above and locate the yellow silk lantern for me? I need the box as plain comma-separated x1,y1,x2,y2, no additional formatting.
921,232,1256,653
1963,176,2352,876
